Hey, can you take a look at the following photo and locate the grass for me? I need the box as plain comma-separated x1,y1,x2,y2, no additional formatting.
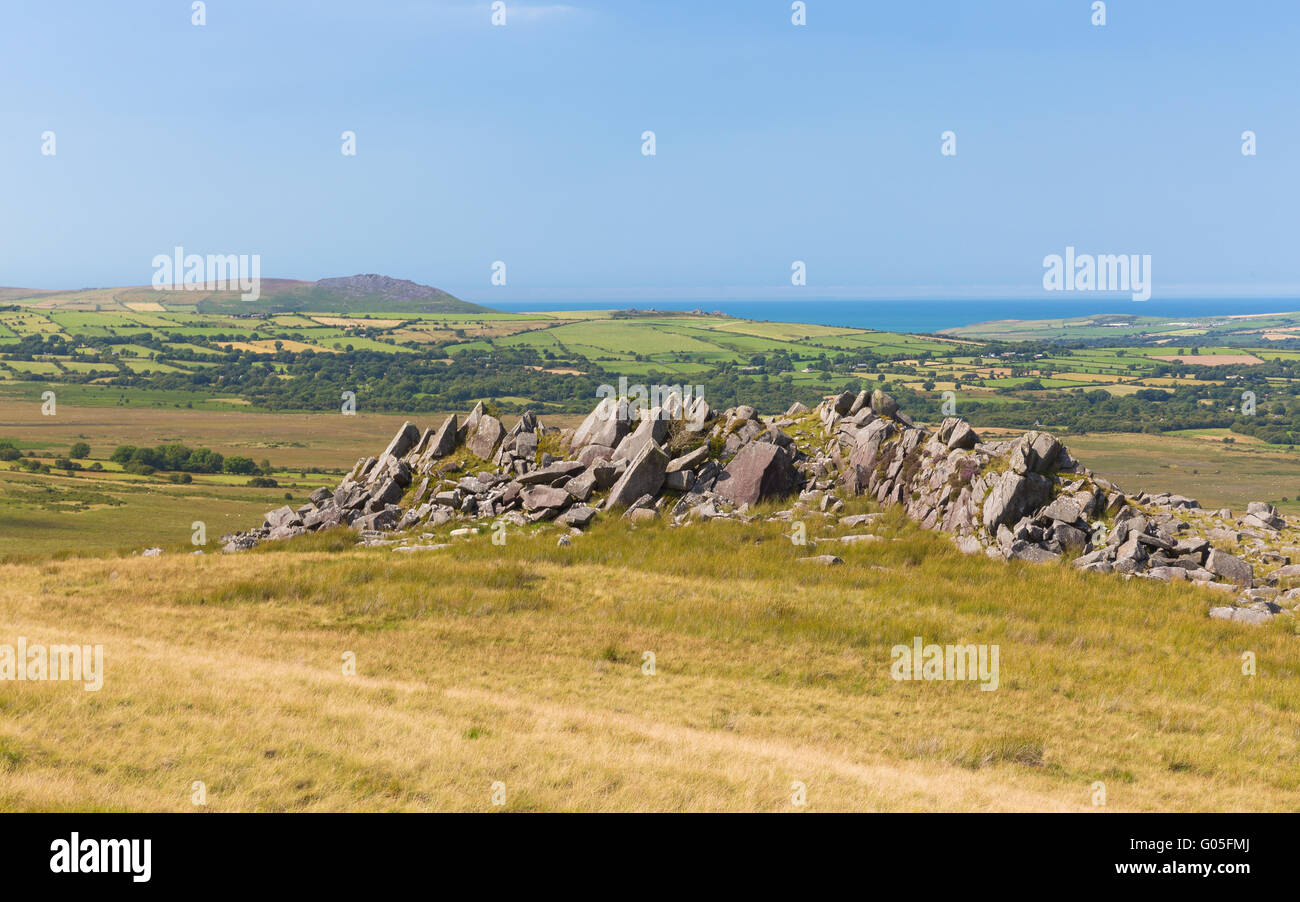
0,503,1296,811
1062,430,1300,514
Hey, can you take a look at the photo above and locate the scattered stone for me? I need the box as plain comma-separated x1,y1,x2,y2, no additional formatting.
799,554,843,566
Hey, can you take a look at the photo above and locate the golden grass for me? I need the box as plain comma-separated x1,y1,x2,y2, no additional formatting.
0,505,1296,812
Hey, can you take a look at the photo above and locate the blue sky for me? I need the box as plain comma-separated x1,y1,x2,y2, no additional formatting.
2,0,1298,302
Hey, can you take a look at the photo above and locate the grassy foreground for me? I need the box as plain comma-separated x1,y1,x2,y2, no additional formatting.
0,505,1296,812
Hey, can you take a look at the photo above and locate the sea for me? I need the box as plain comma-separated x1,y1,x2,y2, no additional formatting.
485,298,1300,335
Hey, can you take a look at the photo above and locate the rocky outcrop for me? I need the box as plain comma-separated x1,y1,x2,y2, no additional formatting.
221,391,1300,628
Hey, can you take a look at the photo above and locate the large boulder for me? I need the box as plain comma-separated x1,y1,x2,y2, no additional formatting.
982,470,1053,532
613,409,669,461
380,421,421,462
870,389,899,418
427,414,459,459
459,401,485,443
521,485,571,512
264,505,301,529
571,397,632,450
467,415,505,459
1206,549,1254,586
667,445,709,473
1244,501,1285,531
517,460,586,485
604,441,669,509
714,442,798,508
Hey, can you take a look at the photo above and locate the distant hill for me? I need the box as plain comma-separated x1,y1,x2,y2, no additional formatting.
3,274,491,315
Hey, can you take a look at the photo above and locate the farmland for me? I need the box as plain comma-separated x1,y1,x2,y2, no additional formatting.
6,291,1300,558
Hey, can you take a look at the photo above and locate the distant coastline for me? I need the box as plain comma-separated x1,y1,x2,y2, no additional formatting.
484,298,1300,335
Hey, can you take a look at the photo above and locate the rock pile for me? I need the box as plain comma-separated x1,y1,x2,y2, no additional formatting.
221,391,1300,626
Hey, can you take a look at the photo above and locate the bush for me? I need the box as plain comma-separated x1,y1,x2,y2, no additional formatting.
68,442,90,459
247,476,278,488
224,456,256,475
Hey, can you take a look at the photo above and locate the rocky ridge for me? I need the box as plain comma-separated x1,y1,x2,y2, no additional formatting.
221,390,1300,627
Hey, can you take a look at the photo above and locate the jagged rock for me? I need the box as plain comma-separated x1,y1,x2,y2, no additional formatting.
613,410,669,462
380,422,421,463
571,397,631,450
1053,524,1089,552
1009,543,1060,563
1244,501,1285,531
946,420,977,450
1040,497,1082,524
840,513,881,528
604,442,669,509
372,478,404,506
1206,549,1254,586
459,402,485,443
304,506,343,530
1266,564,1300,584
226,392,1300,637
664,469,694,492
517,460,585,485
427,414,459,459
982,471,1052,532
521,485,570,512
714,442,798,508
264,505,301,529
353,508,399,531
576,444,614,467
847,418,894,478
467,415,505,459
667,445,710,473
870,389,898,418
564,470,597,501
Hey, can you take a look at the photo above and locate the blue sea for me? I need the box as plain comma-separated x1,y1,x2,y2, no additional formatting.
485,298,1300,335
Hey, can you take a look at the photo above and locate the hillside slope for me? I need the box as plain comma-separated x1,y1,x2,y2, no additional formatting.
1,274,489,315
0,507,1296,812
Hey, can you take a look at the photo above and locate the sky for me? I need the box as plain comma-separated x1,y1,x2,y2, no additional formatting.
2,0,1298,303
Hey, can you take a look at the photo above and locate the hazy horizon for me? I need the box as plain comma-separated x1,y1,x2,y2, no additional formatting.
4,0,1298,303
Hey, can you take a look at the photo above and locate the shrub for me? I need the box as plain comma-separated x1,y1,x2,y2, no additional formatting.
224,456,256,475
